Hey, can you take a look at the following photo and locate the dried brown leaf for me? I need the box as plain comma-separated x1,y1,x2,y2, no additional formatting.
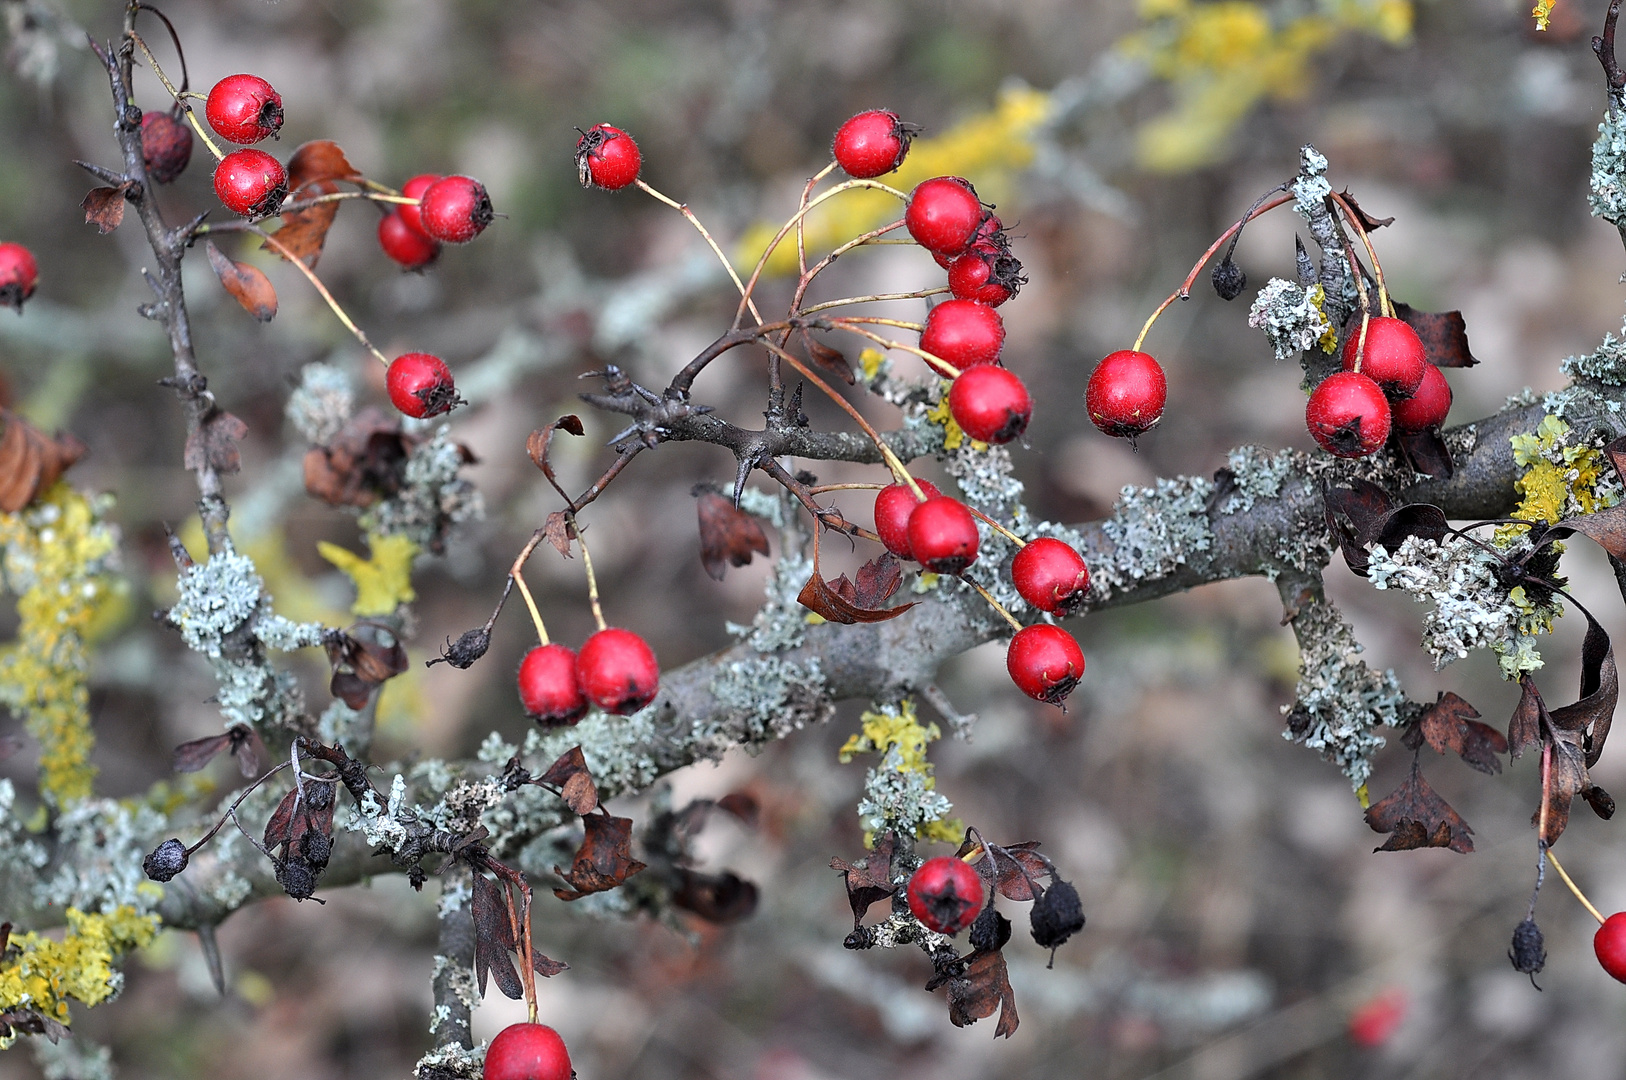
205,240,277,322
325,622,409,708
1549,612,1616,767
945,948,1020,1038
696,489,770,581
1418,691,1507,775
265,180,339,268
285,140,362,191
803,334,854,385
797,533,915,624
81,183,131,234
471,872,523,1000
715,792,759,826
0,411,86,513
1543,725,1590,846
1392,302,1478,367
1365,758,1474,853
1398,427,1454,479
542,510,572,558
1509,674,1546,759
526,415,585,487
672,868,759,923
183,407,248,475
1338,189,1395,231
552,813,646,901
829,830,898,928
263,786,304,851
539,745,599,816
172,732,233,773
302,408,416,508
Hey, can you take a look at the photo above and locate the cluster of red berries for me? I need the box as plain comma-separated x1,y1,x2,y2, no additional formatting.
517,627,660,725
483,1022,571,1080
0,241,39,312
1306,315,1451,457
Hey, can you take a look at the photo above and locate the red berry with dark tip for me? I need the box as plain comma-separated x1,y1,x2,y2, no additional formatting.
948,241,1024,307
1390,361,1452,432
398,173,442,239
948,364,1031,444
0,242,39,312
386,352,460,419
906,855,983,934
932,214,1003,270
906,176,984,257
141,109,193,184
205,73,283,145
873,479,942,558
1086,350,1166,440
1341,316,1427,399
213,148,286,217
919,299,1004,374
1596,912,1626,983
832,109,914,179
378,211,440,271
576,124,641,191
1012,537,1090,615
483,1022,572,1080
577,627,659,715
517,644,586,726
1007,623,1085,705
907,496,979,574
420,176,493,244
1306,371,1391,457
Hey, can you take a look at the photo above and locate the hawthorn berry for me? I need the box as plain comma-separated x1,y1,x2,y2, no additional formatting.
832,109,915,178
213,148,287,217
378,211,440,271
906,855,983,934
905,176,984,257
395,173,442,238
420,175,494,244
919,299,1004,374
484,1023,573,1080
1006,623,1085,706
577,626,660,715
0,242,39,312
1390,361,1452,432
907,495,980,574
1085,350,1166,440
1011,537,1090,616
1596,912,1626,983
932,213,1002,271
140,109,193,184
576,123,642,191
1341,315,1427,399
948,241,1025,307
386,352,460,419
948,364,1031,444
205,73,283,145
1029,877,1085,962
1306,371,1391,458
873,479,942,558
518,643,587,726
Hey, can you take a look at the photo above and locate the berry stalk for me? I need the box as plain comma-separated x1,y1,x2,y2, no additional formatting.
635,178,763,325
570,514,608,632
245,227,391,366
1545,847,1606,925
128,30,224,162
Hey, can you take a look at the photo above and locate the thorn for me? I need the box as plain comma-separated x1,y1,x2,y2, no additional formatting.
197,923,227,997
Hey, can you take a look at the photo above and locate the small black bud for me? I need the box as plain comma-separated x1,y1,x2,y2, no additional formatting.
1509,915,1547,987
299,830,332,870
843,926,874,950
277,855,318,901
1030,878,1085,966
408,865,428,891
969,905,1012,954
427,627,491,669
1212,258,1246,301
143,838,189,882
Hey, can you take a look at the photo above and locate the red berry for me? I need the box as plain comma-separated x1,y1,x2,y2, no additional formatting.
1085,350,1166,440
577,627,659,715
483,1022,572,1080
576,124,642,191
205,74,284,145
873,479,942,558
906,856,983,934
1596,912,1626,983
948,365,1031,444
517,644,586,726
420,176,494,244
140,109,193,184
386,352,460,419
213,148,287,217
919,299,1004,374
905,177,985,257
932,214,1004,270
906,496,979,574
1341,316,1427,399
1006,623,1085,705
398,173,442,239
1011,537,1090,616
0,242,39,312
1348,989,1407,1048
832,109,914,178
948,241,1024,307
1390,361,1452,432
378,211,440,271
1306,371,1391,457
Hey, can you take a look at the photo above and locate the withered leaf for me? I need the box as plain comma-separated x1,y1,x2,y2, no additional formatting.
539,745,599,816
205,240,277,322
1583,784,1616,820
696,488,770,580
1322,479,1395,576
81,182,131,234
285,140,363,192
1548,611,1615,768
1509,674,1546,759
229,724,265,778
263,786,304,851
0,1006,69,1044
672,868,760,923
1550,504,1626,564
957,835,1053,902
1418,691,1507,775
715,791,759,826
471,871,523,1000
531,949,568,978
265,180,339,268
829,830,898,928
326,622,409,708
1365,757,1474,853
1398,427,1453,480
944,948,1020,1039
1542,725,1590,847
526,415,585,488
1338,189,1394,231
0,411,86,513
797,532,915,625
183,406,248,475
1606,435,1626,486
802,333,854,385
1371,502,1450,551
1392,302,1478,367
302,408,417,508
172,732,232,773
552,813,646,901
543,510,572,558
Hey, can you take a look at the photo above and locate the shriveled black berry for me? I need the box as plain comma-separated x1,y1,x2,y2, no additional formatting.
277,855,318,901
1509,915,1546,988
299,829,332,870
143,838,189,882
408,865,428,891
427,627,491,669
1030,878,1085,966
1212,258,1246,301
304,780,334,812
969,905,1011,954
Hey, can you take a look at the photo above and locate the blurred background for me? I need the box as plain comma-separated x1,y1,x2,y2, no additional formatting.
3,0,1626,1076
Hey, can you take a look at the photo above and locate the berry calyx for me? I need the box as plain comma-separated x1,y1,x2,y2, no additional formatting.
1085,350,1166,441
1006,624,1085,706
205,73,284,145
483,1022,572,1080
140,109,193,184
1390,361,1452,432
419,175,494,244
919,299,1004,374
213,148,287,217
906,855,983,934
1596,912,1626,983
1306,371,1391,457
576,124,642,191
1341,316,1427,399
948,241,1025,307
948,364,1031,444
873,479,942,558
398,173,442,239
832,109,915,179
385,352,460,418
906,495,980,574
1011,537,1090,615
577,627,660,715
378,211,440,271
0,242,39,312
905,176,985,257
517,643,587,726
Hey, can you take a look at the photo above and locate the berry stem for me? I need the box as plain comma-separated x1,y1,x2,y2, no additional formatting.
247,227,391,367
808,482,886,494
962,577,1024,632
962,505,1026,547
1327,191,1392,317
133,4,190,94
798,161,839,277
569,515,608,632
798,286,950,317
634,179,763,326
824,321,960,379
1544,847,1606,925
835,315,924,333
792,218,908,306
510,567,550,647
127,30,224,162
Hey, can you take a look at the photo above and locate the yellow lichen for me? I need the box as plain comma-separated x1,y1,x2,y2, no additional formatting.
859,348,888,384
1308,285,1338,353
1503,415,1616,537
0,906,159,1046
840,698,965,844
925,391,987,453
1532,0,1554,31
318,532,419,616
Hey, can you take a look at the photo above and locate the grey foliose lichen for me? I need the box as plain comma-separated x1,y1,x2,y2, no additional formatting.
728,547,812,652
1247,278,1331,362
32,797,165,915
1216,446,1302,515
1292,144,1332,218
358,425,484,547
1589,106,1626,227
0,779,49,896
1560,324,1626,387
705,655,830,753
1284,595,1405,790
857,750,954,841
344,773,414,853
286,361,354,444
32,1036,115,1080
1091,475,1215,600
414,1043,484,1080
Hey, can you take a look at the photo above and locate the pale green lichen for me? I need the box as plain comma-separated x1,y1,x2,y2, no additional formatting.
1284,594,1405,789
414,1043,484,1079
32,798,165,915
839,700,962,845
32,1035,115,1080
1248,278,1332,361
1218,446,1302,514
1092,475,1216,599
1560,324,1626,387
705,655,830,753
728,548,813,652
285,362,354,445
1589,105,1626,227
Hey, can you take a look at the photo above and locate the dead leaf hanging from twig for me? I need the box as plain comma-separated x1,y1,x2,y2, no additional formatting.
206,240,277,322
